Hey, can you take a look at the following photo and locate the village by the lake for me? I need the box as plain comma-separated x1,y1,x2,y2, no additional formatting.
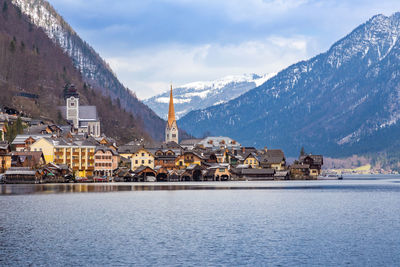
0,83,332,184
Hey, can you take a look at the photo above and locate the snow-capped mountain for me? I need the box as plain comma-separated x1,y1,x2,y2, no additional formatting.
144,73,275,119
179,13,400,158
11,0,166,141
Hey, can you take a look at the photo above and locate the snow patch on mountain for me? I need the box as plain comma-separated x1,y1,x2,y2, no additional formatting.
144,73,275,119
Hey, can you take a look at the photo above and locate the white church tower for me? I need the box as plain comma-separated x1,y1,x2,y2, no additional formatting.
165,85,179,143
65,87,80,129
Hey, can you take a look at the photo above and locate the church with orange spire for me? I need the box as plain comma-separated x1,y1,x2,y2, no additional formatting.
165,85,179,143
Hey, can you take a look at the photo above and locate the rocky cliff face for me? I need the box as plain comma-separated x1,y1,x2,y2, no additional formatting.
179,13,400,157
144,73,275,119
11,0,165,140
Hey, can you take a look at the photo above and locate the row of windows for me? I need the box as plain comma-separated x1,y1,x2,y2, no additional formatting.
95,163,112,167
95,155,112,160
134,160,152,164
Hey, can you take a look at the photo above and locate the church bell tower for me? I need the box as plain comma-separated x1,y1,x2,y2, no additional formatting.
165,85,179,143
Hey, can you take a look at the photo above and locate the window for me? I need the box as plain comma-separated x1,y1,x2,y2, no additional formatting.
135,160,138,164
142,153,145,156
70,102,75,107
142,160,145,164
148,160,152,164
172,134,176,138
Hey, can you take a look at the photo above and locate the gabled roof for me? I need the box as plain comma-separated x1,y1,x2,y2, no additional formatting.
12,134,51,145
95,146,119,156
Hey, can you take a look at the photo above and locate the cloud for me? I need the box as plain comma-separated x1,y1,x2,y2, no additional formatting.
46,0,400,99
105,35,313,99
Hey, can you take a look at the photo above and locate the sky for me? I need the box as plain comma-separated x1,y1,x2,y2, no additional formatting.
47,0,400,99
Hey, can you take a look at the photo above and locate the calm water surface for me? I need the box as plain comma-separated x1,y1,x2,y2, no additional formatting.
1,176,400,266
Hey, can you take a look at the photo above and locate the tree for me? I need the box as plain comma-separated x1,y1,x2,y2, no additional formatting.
9,39,16,53
56,110,64,124
300,147,306,157
15,117,23,134
2,2,8,12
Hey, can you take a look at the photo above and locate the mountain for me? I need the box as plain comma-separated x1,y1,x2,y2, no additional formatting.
144,73,275,120
11,0,165,141
179,13,400,161
0,0,151,142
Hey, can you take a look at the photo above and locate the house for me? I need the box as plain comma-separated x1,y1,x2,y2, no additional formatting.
11,151,45,169
12,134,50,151
24,124,62,136
131,148,155,170
154,149,179,170
259,149,286,170
180,139,202,150
3,167,40,184
204,164,231,181
231,168,275,180
118,141,143,159
29,137,55,163
132,166,157,182
155,167,169,182
0,141,11,173
244,153,260,169
95,136,118,151
181,164,204,181
299,155,323,177
175,151,203,169
197,136,241,150
94,146,120,177
290,164,311,179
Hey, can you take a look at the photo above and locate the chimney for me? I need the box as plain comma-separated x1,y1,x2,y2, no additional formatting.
241,147,245,153
264,146,268,153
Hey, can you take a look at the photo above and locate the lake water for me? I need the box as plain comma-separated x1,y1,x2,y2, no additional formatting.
1,176,400,266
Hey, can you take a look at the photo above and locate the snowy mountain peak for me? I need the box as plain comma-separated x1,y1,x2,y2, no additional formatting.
144,73,276,119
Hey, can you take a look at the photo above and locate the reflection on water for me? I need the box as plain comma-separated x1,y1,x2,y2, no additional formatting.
2,176,400,266
1,175,400,195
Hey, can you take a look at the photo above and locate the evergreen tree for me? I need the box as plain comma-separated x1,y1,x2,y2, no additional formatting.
9,39,16,53
15,117,23,134
2,2,8,12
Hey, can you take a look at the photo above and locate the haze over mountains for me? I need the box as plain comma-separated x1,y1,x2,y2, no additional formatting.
179,13,400,162
144,73,275,119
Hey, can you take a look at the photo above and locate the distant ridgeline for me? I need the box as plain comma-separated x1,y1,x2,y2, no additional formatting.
178,12,400,170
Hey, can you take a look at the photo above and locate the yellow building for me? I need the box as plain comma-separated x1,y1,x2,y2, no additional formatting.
175,152,203,169
54,144,96,178
131,148,155,170
31,137,96,177
0,142,11,173
30,138,55,163
244,153,260,169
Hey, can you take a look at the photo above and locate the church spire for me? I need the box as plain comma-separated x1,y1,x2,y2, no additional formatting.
168,85,176,127
165,84,179,144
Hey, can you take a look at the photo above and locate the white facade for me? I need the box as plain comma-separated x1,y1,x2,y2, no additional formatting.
165,121,179,144
66,96,79,128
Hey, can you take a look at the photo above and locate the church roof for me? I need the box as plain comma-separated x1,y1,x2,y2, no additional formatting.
59,106,98,121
